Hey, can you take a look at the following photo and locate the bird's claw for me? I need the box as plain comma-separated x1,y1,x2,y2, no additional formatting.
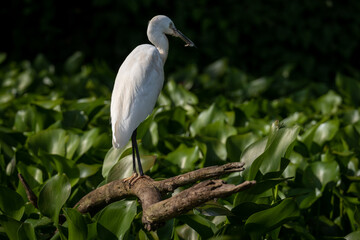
122,173,151,187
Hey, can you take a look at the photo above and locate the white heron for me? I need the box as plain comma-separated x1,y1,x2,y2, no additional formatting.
111,15,195,182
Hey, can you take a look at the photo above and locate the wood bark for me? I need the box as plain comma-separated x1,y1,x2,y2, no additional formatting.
19,162,255,231
74,162,255,231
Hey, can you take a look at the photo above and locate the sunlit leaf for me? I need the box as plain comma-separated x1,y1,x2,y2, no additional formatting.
166,144,199,170
190,104,227,136
177,214,216,239
243,124,299,180
27,129,67,156
313,91,342,115
38,174,71,225
96,200,137,239
313,119,339,146
107,154,156,182
345,231,360,240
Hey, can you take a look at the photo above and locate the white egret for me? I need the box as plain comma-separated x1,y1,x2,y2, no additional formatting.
111,15,195,182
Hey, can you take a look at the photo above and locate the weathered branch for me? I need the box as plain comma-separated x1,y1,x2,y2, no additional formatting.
19,162,255,231
75,162,255,231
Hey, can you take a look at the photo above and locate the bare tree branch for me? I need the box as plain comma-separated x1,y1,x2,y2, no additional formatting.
19,162,255,231
75,162,255,231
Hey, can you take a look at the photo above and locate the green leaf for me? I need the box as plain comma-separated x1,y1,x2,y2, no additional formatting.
234,178,290,205
27,129,67,156
336,73,360,106
102,147,128,178
313,119,340,146
165,79,198,107
345,231,360,240
166,144,199,170
304,161,340,190
0,187,25,220
107,154,156,182
177,214,216,239
17,222,37,240
226,133,259,162
64,51,84,74
189,104,227,136
64,208,87,240
74,128,100,159
38,174,71,225
245,199,300,235
313,91,342,115
245,125,300,180
0,215,22,240
96,200,137,239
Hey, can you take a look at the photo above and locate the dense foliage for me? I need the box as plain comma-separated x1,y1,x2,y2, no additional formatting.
0,52,360,239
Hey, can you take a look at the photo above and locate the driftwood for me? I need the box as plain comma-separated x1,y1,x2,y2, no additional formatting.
19,162,256,231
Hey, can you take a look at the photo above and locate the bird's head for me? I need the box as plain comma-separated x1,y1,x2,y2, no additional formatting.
148,15,195,47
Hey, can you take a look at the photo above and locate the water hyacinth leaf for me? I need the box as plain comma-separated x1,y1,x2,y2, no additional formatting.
62,110,88,129
226,133,259,162
27,129,67,156
345,231,360,240
231,202,269,221
313,91,342,115
313,119,339,146
64,208,87,240
304,161,340,190
176,224,199,240
65,51,84,74
166,144,199,170
0,215,22,240
17,222,37,240
240,137,267,178
0,187,25,220
190,104,227,136
78,163,101,178
107,154,156,182
74,128,100,159
247,125,299,180
245,199,300,235
66,132,80,159
102,147,127,178
234,178,290,205
96,200,137,240
195,202,234,216
32,98,63,110
200,121,237,160
177,214,216,239
336,73,360,106
38,174,71,225
49,155,80,186
165,79,198,107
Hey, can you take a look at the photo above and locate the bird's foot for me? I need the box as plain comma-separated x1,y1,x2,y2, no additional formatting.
122,173,151,187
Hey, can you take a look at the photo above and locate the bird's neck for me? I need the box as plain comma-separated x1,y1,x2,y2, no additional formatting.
148,30,169,64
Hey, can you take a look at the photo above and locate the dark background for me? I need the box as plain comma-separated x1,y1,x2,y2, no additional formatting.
1,0,360,83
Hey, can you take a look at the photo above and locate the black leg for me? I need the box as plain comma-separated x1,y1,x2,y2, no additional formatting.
132,129,144,176
131,131,137,174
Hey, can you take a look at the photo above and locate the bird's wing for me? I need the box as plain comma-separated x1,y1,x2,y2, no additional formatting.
111,44,164,149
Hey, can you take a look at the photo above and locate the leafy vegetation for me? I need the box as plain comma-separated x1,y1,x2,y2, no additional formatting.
0,52,360,240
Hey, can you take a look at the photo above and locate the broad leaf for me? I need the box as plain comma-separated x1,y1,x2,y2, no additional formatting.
64,208,87,240
0,186,25,220
245,199,300,236
38,174,71,225
96,200,137,239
